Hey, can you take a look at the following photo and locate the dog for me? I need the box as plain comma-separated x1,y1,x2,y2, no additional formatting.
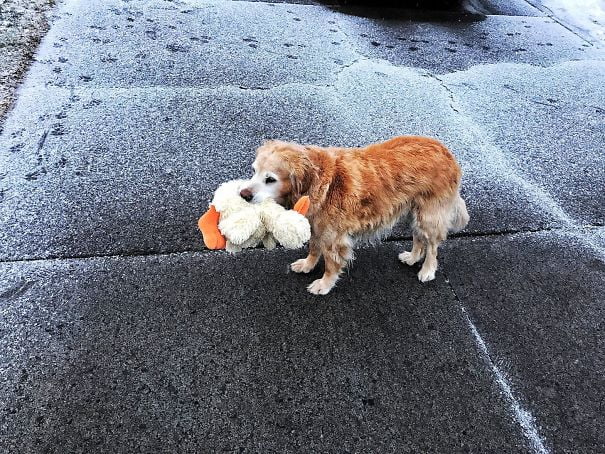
240,136,469,295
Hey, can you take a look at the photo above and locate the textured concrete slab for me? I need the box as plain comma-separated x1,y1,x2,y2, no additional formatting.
529,0,605,46
442,60,605,227
2,0,602,260
442,229,605,453
26,0,358,90
323,59,570,235
23,0,603,91
1,1,604,453
1,61,568,260
336,14,602,73
0,83,367,260
0,243,529,453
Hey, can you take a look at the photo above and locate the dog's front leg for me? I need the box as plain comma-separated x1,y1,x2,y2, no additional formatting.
291,236,321,274
307,235,352,295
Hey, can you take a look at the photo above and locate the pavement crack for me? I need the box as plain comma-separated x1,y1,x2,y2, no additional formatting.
331,55,368,81
383,224,598,243
528,99,558,109
332,14,372,60
425,72,460,113
238,85,271,91
237,82,335,91
0,248,210,265
58,82,337,92
451,225,563,239
2,225,603,265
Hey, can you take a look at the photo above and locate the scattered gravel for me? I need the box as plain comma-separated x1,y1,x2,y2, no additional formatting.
0,0,55,127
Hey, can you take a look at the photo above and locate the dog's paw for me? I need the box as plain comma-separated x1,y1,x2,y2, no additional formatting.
398,251,420,266
417,267,436,283
307,278,334,295
291,258,314,274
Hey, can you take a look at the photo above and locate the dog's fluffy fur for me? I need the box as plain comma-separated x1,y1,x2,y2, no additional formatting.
242,136,469,295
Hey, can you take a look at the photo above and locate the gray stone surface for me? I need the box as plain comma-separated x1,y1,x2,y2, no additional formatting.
336,13,601,73
1,0,605,452
2,60,574,259
443,60,605,227
1,0,603,260
442,230,605,453
0,243,529,453
22,0,604,90
26,0,358,89
1,1,602,260
529,0,605,46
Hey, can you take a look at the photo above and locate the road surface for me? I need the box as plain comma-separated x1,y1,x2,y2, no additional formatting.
1,0,604,452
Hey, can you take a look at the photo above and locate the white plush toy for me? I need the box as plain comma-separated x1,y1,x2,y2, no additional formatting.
198,179,311,253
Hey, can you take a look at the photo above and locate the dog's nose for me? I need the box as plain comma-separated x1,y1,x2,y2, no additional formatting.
240,188,254,202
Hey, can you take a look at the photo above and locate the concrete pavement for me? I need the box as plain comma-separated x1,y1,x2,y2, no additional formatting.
1,0,604,452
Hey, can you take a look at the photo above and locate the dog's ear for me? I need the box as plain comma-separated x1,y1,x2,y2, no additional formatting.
284,147,316,202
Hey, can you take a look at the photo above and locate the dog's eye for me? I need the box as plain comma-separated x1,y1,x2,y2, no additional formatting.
265,176,277,184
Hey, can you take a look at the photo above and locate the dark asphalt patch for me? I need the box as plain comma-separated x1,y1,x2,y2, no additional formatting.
0,243,530,452
442,230,605,453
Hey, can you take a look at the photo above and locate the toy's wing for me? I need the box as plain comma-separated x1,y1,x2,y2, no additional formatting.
198,205,226,250
293,196,310,216
271,211,311,249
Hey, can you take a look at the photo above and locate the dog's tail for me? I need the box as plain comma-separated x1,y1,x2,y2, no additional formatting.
448,193,469,233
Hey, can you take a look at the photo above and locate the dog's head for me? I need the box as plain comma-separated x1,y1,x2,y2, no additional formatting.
240,140,316,206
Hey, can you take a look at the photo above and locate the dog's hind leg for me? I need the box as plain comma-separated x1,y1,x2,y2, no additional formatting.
414,201,449,282
418,237,441,282
291,236,321,274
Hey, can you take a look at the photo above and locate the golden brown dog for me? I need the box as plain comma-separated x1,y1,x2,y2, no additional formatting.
240,136,469,295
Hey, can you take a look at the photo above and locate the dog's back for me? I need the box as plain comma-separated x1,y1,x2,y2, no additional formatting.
305,135,467,239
